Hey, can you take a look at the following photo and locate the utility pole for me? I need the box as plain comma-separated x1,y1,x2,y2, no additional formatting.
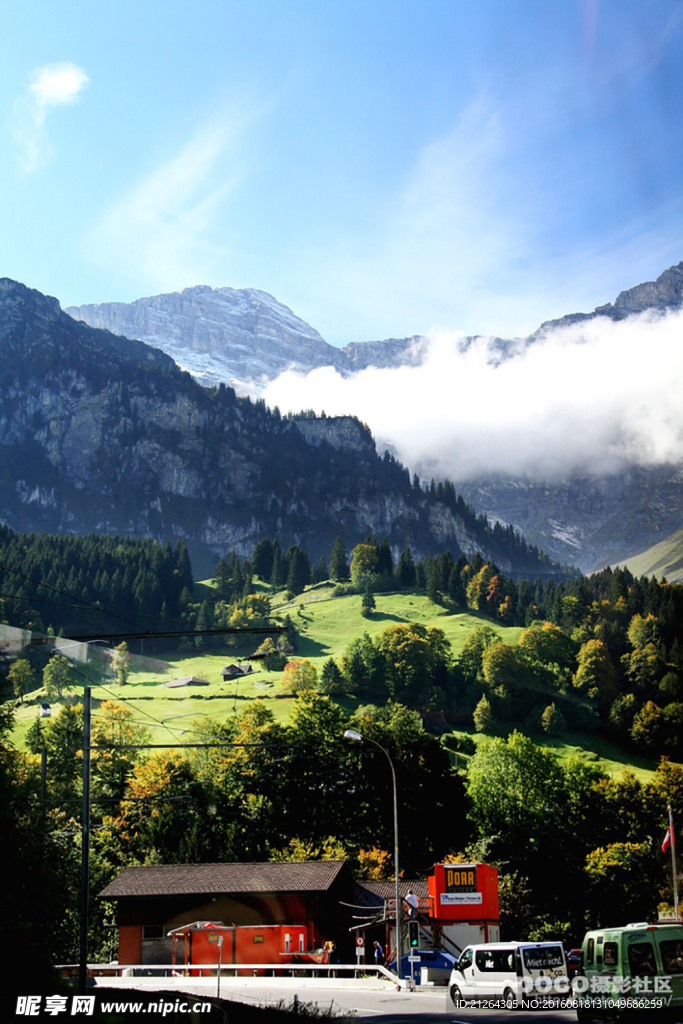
78,686,92,997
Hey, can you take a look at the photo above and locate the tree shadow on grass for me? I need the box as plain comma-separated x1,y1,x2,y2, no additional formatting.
296,637,329,659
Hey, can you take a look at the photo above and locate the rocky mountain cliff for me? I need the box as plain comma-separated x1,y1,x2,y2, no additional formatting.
456,465,683,575
0,278,556,578
65,263,683,574
67,263,683,394
532,260,683,337
65,287,428,391
66,285,342,391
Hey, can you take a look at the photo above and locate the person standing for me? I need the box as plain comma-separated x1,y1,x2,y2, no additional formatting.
405,889,419,919
373,941,384,966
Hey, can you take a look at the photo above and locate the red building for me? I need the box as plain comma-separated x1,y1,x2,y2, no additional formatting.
99,860,352,966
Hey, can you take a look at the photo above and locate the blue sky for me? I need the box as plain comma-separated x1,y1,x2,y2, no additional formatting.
2,0,683,345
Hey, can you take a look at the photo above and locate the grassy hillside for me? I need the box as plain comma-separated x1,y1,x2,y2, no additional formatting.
278,586,523,669
8,582,668,780
611,526,683,582
445,726,662,783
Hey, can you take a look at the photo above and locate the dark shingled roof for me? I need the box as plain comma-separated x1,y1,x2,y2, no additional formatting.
352,879,430,909
99,860,347,900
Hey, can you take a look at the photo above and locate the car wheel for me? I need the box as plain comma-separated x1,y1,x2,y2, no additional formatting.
450,983,464,1007
503,986,518,1009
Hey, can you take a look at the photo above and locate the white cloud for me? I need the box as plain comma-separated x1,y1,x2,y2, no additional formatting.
12,62,89,173
87,101,268,292
263,309,683,484
305,95,543,341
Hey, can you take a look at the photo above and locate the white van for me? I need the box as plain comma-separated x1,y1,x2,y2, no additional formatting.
449,941,569,1007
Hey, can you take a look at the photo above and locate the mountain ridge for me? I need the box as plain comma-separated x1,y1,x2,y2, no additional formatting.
65,261,683,392
0,277,558,578
63,262,683,573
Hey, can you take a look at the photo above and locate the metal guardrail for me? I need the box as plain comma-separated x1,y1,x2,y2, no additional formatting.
58,962,399,983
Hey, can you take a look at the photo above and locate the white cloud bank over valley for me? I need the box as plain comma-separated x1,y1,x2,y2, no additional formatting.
263,309,683,484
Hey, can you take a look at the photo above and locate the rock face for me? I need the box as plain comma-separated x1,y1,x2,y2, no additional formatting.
66,286,343,390
67,264,683,392
457,466,683,574
533,260,683,336
66,286,437,390
45,262,683,574
1,278,556,577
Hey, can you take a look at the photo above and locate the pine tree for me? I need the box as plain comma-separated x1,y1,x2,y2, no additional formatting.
270,542,288,589
396,546,416,588
286,547,311,596
311,555,328,585
377,539,393,577
320,658,345,694
252,539,275,581
329,537,349,582
447,564,467,607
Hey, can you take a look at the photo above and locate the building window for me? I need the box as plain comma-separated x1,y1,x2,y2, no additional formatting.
142,925,164,940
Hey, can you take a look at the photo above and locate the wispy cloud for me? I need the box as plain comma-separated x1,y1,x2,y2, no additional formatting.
87,102,266,292
12,62,89,173
306,94,541,340
263,308,683,484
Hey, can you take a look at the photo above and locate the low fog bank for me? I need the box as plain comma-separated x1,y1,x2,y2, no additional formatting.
263,308,683,484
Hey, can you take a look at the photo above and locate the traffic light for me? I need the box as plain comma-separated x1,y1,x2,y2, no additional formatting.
408,921,419,948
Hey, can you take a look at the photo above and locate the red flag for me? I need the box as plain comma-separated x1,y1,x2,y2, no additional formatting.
663,825,674,853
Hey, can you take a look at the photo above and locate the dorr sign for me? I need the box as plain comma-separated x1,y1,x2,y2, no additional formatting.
429,862,499,922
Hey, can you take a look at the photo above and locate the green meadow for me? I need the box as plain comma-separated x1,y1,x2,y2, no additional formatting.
10,583,666,779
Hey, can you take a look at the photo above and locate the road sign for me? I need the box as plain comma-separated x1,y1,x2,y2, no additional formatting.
408,955,421,962
355,936,365,947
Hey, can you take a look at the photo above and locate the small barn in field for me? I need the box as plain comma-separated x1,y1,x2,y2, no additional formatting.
98,860,353,965
221,663,255,680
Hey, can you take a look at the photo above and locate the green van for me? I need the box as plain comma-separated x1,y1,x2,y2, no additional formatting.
578,922,683,1021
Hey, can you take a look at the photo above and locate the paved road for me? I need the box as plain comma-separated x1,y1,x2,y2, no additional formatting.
93,977,578,1021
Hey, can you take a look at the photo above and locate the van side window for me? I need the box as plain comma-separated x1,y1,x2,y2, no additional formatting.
586,939,594,966
628,943,656,976
475,949,514,972
659,941,683,975
603,942,618,967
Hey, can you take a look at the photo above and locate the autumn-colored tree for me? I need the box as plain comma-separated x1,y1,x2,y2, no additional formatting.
90,700,150,801
269,836,347,862
99,751,209,865
631,701,664,751
473,694,494,733
627,613,659,650
518,621,576,671
356,846,393,879
281,658,318,694
466,564,497,612
350,542,380,591
541,702,567,736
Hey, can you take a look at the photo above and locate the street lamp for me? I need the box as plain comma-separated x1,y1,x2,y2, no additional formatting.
343,729,402,974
